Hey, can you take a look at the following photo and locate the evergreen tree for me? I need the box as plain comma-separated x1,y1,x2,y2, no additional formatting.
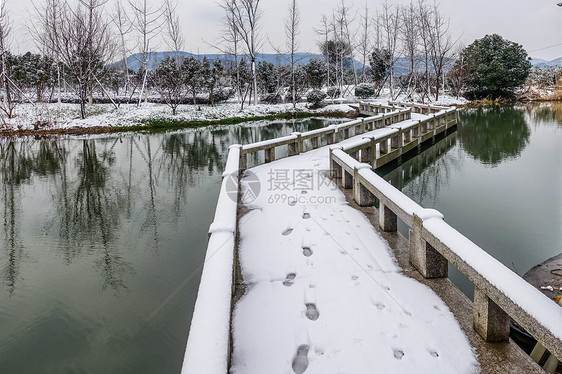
183,56,202,105
208,59,224,106
460,34,532,98
257,61,277,94
155,56,186,115
369,48,392,95
304,59,326,90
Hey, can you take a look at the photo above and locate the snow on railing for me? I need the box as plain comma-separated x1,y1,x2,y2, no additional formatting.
334,108,457,170
239,108,412,170
181,144,241,374
330,128,562,362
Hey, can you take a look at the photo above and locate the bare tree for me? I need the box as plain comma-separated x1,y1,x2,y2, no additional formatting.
400,1,419,99
315,15,331,91
417,0,432,102
113,1,133,96
357,2,371,83
447,44,467,99
285,0,300,108
163,0,184,58
218,0,242,104
31,0,63,103
230,0,262,105
0,1,16,119
336,1,358,87
271,0,301,109
378,2,401,100
56,0,114,119
128,0,164,105
426,1,455,101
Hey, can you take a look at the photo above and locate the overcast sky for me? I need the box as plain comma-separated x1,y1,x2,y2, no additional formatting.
6,0,562,61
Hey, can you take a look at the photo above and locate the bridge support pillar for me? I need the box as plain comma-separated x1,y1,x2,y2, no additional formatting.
353,166,375,207
391,134,401,149
265,148,276,163
342,170,353,189
289,133,302,156
473,288,510,342
409,213,448,279
404,131,411,143
329,148,341,180
379,204,397,232
359,147,372,163
380,140,388,154
311,137,319,149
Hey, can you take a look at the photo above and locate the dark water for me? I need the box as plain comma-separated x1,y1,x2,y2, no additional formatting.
380,103,562,298
0,118,340,374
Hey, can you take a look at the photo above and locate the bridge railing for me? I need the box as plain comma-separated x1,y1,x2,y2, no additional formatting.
388,100,451,114
339,107,457,169
181,144,241,374
239,108,412,170
184,101,550,374
329,147,562,362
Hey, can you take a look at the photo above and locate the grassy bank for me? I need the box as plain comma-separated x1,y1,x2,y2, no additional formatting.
0,109,357,137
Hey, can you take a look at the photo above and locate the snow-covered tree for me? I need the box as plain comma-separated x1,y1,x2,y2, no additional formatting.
155,56,186,115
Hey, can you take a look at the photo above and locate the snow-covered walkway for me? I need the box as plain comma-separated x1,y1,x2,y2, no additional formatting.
231,127,479,373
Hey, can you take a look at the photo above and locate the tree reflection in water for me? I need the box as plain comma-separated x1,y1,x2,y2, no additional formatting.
0,118,338,295
525,102,562,126
458,107,530,166
0,140,33,295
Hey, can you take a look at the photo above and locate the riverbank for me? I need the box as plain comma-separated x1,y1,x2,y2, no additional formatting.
0,102,358,137
524,253,562,301
0,93,470,137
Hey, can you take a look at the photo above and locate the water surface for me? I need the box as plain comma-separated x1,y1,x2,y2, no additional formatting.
380,104,562,297
0,118,339,374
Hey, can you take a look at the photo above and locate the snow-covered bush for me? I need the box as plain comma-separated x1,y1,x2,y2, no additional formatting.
213,88,234,104
307,90,327,106
327,86,341,98
262,92,282,104
355,83,376,99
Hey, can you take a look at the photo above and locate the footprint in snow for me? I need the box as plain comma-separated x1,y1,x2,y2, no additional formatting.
393,349,404,360
292,345,309,374
302,246,313,257
305,303,320,321
282,228,293,236
283,273,297,287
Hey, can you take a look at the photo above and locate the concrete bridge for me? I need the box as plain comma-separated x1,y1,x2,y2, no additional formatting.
182,102,562,374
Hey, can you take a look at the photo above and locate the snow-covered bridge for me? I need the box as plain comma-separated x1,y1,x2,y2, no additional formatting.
182,103,562,374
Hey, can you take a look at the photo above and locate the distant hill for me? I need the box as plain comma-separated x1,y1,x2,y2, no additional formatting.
529,57,562,69
111,51,457,76
111,51,330,71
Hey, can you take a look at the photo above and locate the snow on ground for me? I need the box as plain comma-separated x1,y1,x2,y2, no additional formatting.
0,101,356,132
231,126,478,374
0,91,467,133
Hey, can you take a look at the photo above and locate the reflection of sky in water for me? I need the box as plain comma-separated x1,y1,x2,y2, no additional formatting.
0,118,341,374
383,104,562,298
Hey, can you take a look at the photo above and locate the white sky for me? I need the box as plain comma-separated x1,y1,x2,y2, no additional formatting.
5,0,562,61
